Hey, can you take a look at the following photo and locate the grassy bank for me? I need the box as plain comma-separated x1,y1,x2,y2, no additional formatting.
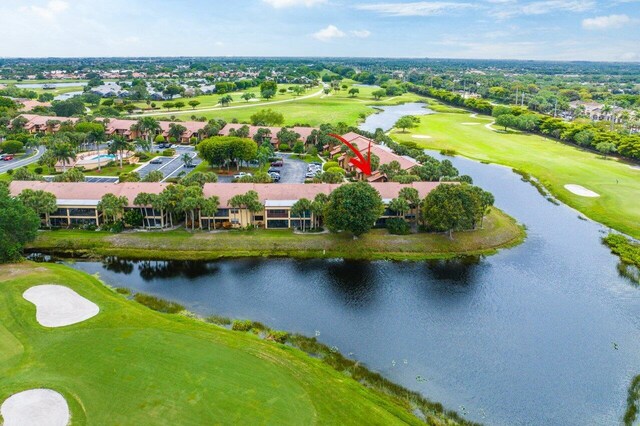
0,262,472,424
27,208,525,261
392,103,640,239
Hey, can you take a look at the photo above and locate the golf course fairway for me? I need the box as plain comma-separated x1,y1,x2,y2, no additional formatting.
0,262,466,425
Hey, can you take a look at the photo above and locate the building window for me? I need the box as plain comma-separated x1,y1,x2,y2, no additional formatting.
267,209,288,218
254,215,264,221
290,210,311,218
267,219,289,229
68,208,96,217
215,209,230,217
52,208,68,216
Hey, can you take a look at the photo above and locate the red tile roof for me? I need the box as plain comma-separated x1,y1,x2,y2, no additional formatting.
9,181,441,207
219,124,317,142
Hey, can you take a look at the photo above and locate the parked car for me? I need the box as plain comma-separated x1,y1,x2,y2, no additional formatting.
305,171,320,179
184,163,196,168
234,172,252,179
268,168,280,174
270,160,284,167
310,162,322,166
150,158,163,164
269,172,281,182
2,155,14,161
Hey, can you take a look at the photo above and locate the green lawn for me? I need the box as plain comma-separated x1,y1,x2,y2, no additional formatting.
27,208,524,261
146,83,425,127
392,104,640,239
0,262,461,425
126,84,320,113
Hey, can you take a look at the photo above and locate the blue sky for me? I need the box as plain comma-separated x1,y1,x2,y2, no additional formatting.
0,0,638,61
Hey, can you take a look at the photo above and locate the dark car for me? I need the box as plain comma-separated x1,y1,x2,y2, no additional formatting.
268,168,280,174
184,163,196,168
270,160,284,167
150,158,163,164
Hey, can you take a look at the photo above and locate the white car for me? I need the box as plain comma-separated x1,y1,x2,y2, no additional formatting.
233,172,253,179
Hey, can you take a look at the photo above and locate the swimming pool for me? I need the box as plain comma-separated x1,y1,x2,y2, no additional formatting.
91,154,116,161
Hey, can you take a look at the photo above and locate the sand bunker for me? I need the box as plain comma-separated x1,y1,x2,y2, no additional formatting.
23,285,99,327
564,184,600,197
412,135,432,139
1,389,69,426
460,122,481,125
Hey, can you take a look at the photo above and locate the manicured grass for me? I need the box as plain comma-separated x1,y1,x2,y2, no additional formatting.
151,84,425,127
127,84,320,113
391,103,640,239
83,162,139,176
27,208,524,261
0,262,463,425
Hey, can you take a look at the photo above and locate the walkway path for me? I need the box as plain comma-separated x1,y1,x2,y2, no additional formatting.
130,88,325,118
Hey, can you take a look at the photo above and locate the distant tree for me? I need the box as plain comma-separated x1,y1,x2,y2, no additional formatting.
394,115,419,132
277,128,300,147
250,109,285,126
241,92,256,102
495,114,518,131
50,98,85,117
200,195,220,231
372,89,386,100
260,81,278,99
188,100,201,109
388,197,410,218
348,88,360,97
162,102,175,111
219,95,233,107
325,182,384,237
310,193,329,228
174,101,186,110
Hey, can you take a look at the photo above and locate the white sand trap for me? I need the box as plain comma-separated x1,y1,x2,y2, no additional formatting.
1,389,69,426
460,122,481,125
564,184,600,197
23,285,99,327
629,165,640,171
412,134,432,139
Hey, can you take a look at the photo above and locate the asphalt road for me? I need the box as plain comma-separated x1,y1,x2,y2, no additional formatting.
0,146,46,174
134,144,201,181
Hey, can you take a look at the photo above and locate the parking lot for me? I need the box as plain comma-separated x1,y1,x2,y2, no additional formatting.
276,154,309,183
136,144,201,181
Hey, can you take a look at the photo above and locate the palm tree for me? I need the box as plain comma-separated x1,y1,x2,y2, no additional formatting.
51,142,76,173
201,196,220,230
134,117,161,145
109,135,133,168
133,192,153,229
181,153,193,168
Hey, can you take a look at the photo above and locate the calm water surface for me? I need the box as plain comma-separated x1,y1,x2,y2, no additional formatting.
68,106,640,425
358,102,433,133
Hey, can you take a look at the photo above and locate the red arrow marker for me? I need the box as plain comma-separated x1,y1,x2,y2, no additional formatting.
329,133,372,176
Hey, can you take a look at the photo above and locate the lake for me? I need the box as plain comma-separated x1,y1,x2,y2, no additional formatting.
358,102,434,133
67,105,640,425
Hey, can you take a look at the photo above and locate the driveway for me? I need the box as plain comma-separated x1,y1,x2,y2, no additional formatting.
0,146,46,174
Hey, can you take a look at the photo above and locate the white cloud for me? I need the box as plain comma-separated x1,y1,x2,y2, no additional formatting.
493,0,595,19
582,14,632,30
20,0,69,20
351,29,371,38
262,0,326,8
356,2,474,17
313,25,345,41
